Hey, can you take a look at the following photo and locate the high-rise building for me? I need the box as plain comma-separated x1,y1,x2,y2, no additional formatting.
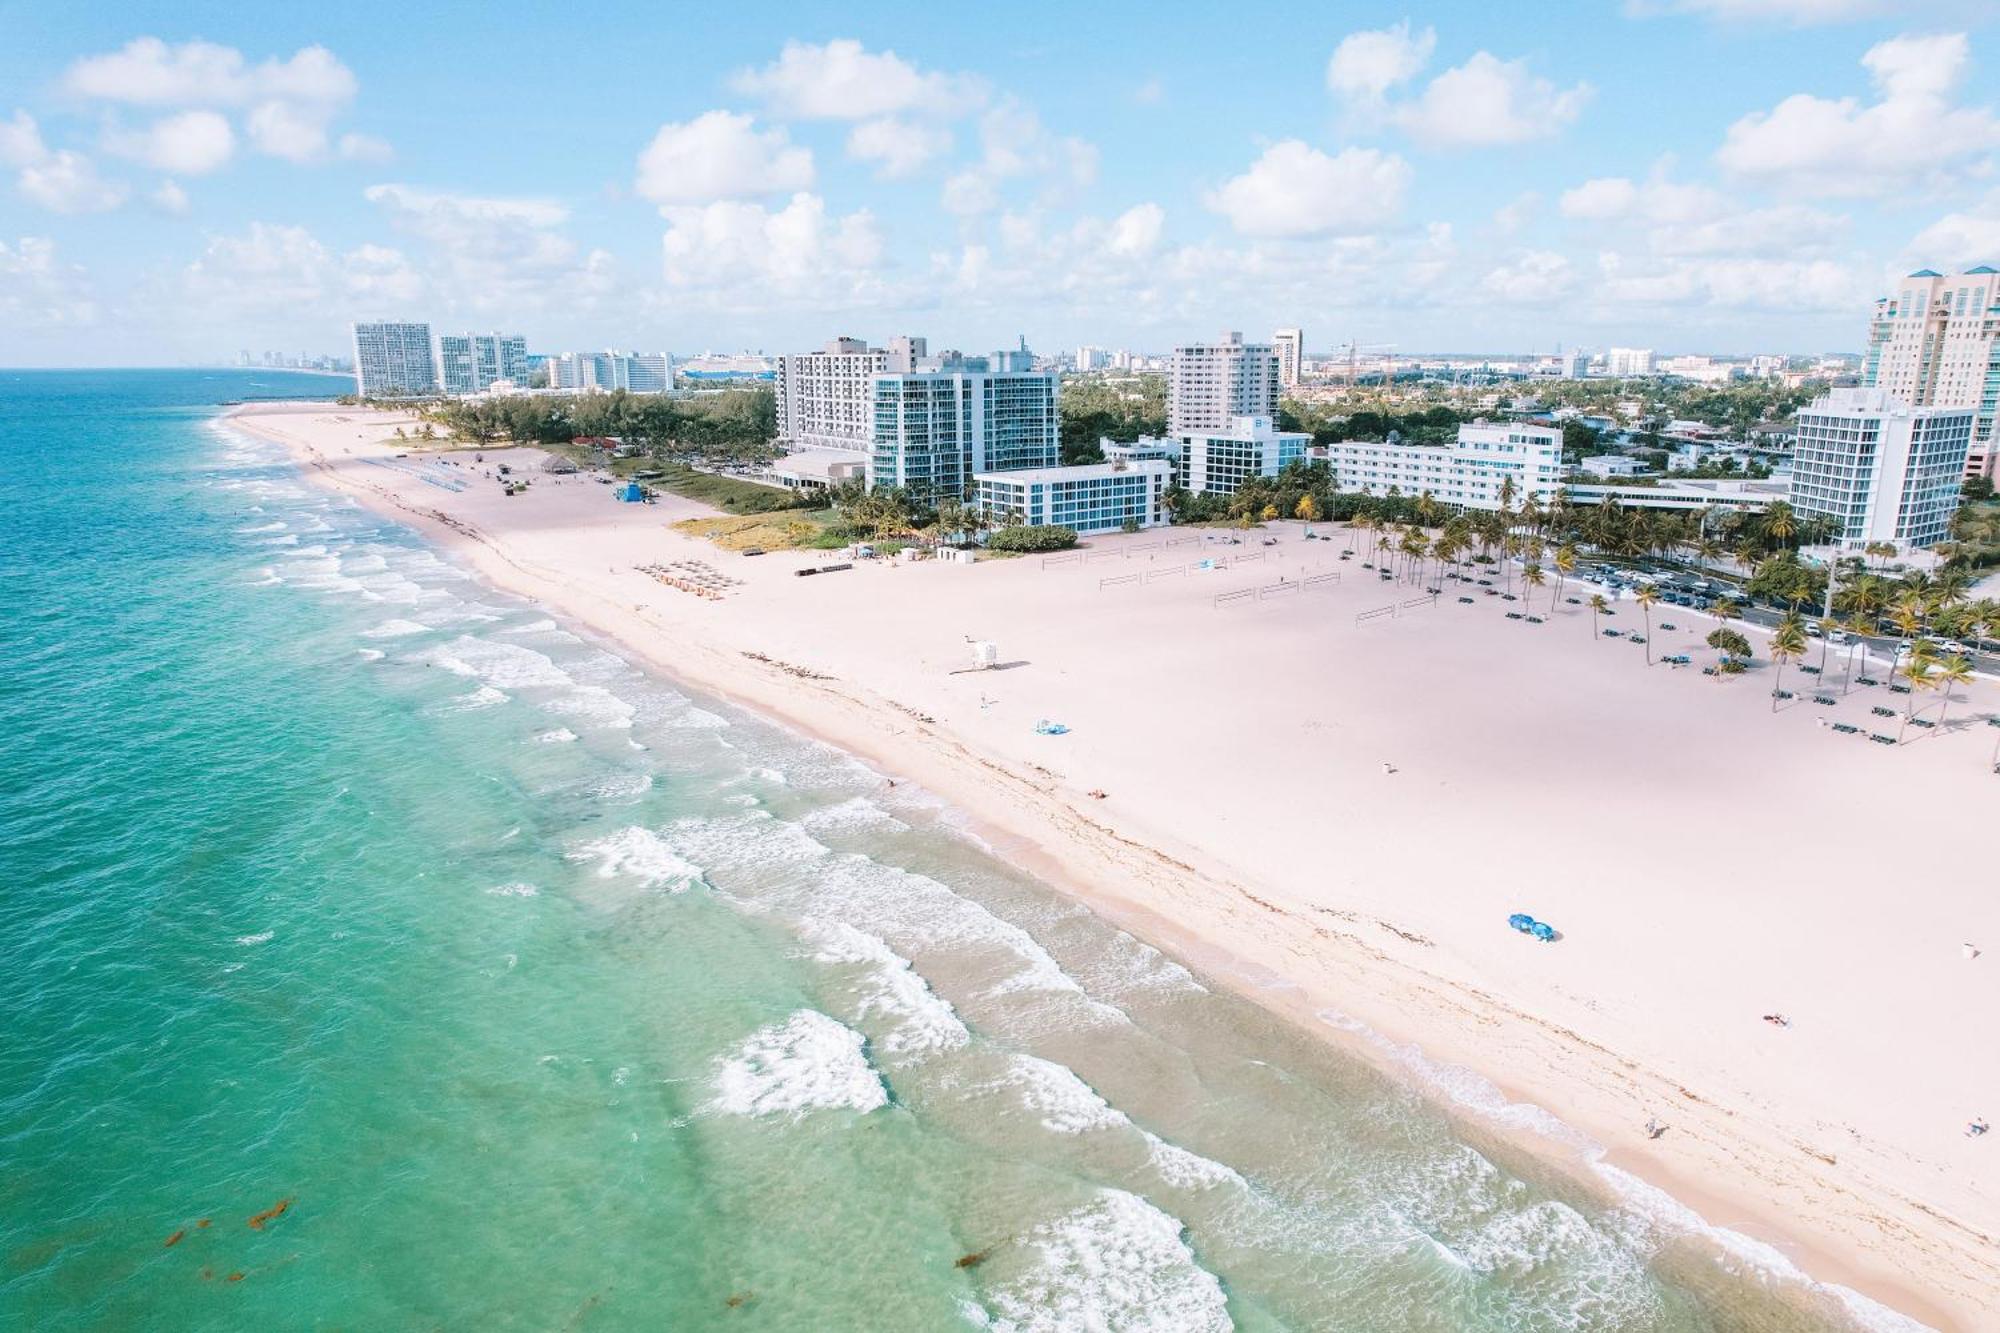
1862,266,2000,479
776,337,892,453
549,350,672,393
438,333,530,395
1558,349,1587,379
351,321,438,398
871,347,1057,502
1272,328,1303,389
1606,347,1655,378
1789,388,1972,550
1074,345,1106,371
1169,332,1280,438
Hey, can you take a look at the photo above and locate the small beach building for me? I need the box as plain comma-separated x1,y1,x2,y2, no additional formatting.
974,457,1173,533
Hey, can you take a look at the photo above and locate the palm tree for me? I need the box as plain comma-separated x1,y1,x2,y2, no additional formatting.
1931,653,1974,731
1899,645,1938,741
1523,562,1547,607
1888,595,1927,683
1760,500,1798,552
1812,614,1837,675
1769,613,1808,711
1589,593,1610,639
1634,583,1659,664
1553,543,1577,611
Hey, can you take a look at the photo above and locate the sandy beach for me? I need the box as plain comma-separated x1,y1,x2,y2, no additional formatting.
233,401,1999,1329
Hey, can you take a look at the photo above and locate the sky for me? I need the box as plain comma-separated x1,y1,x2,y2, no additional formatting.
4,0,2000,365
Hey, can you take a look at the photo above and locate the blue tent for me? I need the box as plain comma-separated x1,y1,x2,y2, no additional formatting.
615,482,644,503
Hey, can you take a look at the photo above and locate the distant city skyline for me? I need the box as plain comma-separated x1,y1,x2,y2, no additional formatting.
7,2,2000,364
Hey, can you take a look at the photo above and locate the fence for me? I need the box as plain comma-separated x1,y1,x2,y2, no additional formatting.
1040,552,1083,569
1353,592,1439,628
1213,571,1342,609
1098,573,1140,590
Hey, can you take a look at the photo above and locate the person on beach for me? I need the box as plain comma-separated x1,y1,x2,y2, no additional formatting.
1763,1014,1790,1027
1969,1118,1989,1138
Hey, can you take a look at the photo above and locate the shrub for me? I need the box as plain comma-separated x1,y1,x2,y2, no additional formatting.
986,524,1079,552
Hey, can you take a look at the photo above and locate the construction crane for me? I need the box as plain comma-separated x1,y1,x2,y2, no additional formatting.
1330,340,1397,387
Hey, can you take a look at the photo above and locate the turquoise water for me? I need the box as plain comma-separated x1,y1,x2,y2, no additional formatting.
0,370,1898,1330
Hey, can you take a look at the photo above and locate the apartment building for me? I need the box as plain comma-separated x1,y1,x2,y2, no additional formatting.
1168,332,1281,437
974,457,1173,533
1272,328,1303,389
351,321,437,398
548,350,672,393
438,332,529,395
1862,266,2000,479
775,336,928,452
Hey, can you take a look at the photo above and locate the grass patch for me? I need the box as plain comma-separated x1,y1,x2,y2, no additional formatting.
650,465,810,514
673,510,839,552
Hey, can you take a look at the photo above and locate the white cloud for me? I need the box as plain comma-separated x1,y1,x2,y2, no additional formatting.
1560,172,1848,258
1328,27,1589,147
938,101,1098,216
1133,77,1165,106
1393,53,1592,147
1630,0,1892,22
337,133,393,163
1559,176,1643,219
1481,250,1575,302
151,179,190,214
4,109,129,213
1327,22,1436,105
634,111,813,206
1907,191,2000,270
846,117,953,179
1592,251,1870,311
1492,191,1541,233
1107,202,1165,257
0,110,45,167
105,110,235,175
18,150,126,214
246,101,330,163
364,184,615,316
0,236,97,326
1205,141,1411,238
181,222,346,315
65,39,356,109
1716,32,2000,196
659,193,885,306
730,39,984,120
62,39,368,168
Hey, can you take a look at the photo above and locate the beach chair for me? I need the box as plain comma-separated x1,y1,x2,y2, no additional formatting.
1505,611,1523,620
1458,596,1475,604
1858,677,1879,687
1771,689,1794,700
1033,719,1070,736
1508,913,1537,934
1526,616,1544,625
1813,695,1835,706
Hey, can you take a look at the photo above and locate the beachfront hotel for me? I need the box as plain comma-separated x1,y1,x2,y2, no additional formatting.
351,321,438,398
870,347,1058,503
1789,388,1973,550
974,457,1175,533
1317,422,1564,510
1168,332,1282,437
1862,266,2000,480
547,350,673,394
774,336,928,453
437,332,529,395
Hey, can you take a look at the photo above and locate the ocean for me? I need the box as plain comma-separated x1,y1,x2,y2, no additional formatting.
0,369,1908,1330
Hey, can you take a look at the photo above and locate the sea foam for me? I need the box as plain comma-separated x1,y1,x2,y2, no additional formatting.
979,1190,1230,1333
709,1010,888,1120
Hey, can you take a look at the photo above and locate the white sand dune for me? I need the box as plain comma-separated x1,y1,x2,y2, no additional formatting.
232,400,2000,1329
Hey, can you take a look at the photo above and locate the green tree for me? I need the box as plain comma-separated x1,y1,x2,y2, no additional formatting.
1634,583,1659,664
1768,613,1808,711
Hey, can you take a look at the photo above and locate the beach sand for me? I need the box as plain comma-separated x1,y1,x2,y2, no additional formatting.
234,402,2000,1329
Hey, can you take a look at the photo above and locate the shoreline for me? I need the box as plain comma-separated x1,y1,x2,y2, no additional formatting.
226,402,1997,1331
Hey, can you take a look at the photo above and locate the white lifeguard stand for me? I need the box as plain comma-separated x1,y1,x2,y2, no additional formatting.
969,639,999,670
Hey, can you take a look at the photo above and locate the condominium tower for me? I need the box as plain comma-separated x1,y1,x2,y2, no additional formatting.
1789,388,1972,550
1605,347,1655,377
1273,328,1303,389
1861,266,2000,479
1168,332,1281,437
438,332,529,395
871,347,1057,502
549,350,672,393
776,335,927,453
351,321,438,398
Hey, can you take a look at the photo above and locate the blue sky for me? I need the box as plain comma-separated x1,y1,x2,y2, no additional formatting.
4,0,2000,364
